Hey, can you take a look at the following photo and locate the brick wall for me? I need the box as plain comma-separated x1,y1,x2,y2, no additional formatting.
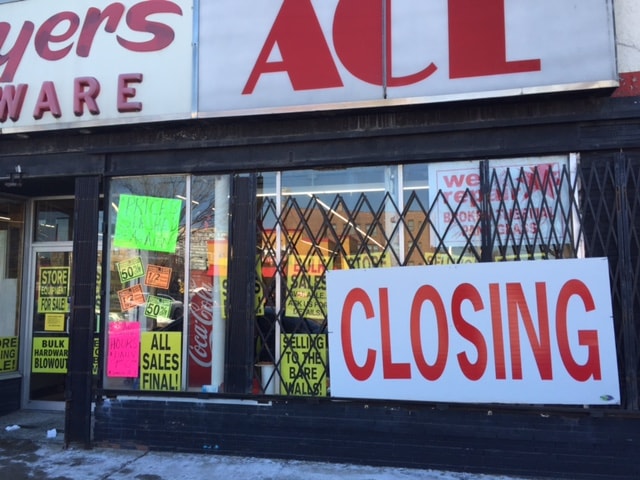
94,397,640,480
0,378,21,416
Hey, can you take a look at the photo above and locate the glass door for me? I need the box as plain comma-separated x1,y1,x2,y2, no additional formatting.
25,246,72,406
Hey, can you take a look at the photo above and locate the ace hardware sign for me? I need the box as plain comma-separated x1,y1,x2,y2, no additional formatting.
1,0,617,132
198,0,617,115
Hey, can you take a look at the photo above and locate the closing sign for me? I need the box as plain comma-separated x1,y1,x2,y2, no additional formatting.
327,258,619,405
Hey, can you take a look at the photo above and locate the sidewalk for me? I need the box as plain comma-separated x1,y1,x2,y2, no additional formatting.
0,409,540,480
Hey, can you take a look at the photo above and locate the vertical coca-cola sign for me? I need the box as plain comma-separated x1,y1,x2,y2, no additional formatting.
188,283,213,387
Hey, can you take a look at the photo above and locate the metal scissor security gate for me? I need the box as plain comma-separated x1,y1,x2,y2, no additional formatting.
580,152,640,410
254,155,640,410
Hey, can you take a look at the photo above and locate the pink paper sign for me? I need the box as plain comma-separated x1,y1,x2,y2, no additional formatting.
107,321,141,378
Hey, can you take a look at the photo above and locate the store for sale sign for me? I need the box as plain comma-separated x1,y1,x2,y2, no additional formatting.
327,258,619,405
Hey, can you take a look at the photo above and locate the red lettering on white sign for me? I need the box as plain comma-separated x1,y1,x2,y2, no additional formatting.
340,278,603,383
0,73,144,121
0,1,182,83
243,0,540,94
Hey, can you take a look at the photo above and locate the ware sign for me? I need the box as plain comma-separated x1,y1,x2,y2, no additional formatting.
327,258,619,405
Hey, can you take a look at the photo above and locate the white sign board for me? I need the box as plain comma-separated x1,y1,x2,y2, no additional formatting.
198,0,617,116
428,156,570,247
0,0,193,132
327,258,620,405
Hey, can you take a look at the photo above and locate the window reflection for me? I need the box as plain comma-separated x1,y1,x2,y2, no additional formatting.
34,199,74,242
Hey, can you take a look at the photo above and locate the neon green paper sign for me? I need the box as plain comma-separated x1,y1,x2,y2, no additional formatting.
114,194,182,253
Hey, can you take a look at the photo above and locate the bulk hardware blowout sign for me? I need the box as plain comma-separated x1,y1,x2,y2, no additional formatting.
327,258,620,405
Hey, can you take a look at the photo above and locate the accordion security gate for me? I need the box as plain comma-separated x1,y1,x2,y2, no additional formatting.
254,154,640,410
581,152,640,410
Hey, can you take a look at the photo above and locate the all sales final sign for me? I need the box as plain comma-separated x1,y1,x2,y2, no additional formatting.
1,0,617,132
327,258,620,405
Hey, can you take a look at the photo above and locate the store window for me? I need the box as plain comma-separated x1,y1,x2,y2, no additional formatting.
33,199,74,242
101,156,580,398
255,155,581,396
0,200,24,375
103,175,231,393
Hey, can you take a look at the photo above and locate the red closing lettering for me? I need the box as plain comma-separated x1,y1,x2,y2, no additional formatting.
556,279,602,381
410,285,448,381
341,288,376,381
452,283,487,381
379,288,410,379
489,283,506,380
507,282,552,380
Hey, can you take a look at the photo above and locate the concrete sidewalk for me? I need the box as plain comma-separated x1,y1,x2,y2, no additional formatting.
0,409,540,480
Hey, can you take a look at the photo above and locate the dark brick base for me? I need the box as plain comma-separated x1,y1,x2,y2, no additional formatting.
0,377,21,417
93,397,640,480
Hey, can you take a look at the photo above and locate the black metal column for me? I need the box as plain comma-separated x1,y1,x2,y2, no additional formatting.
616,153,639,410
65,176,100,447
224,174,257,394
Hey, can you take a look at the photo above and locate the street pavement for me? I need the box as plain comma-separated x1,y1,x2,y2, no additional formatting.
0,409,544,480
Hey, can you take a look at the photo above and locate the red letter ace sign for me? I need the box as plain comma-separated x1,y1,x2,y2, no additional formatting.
199,0,617,116
327,258,620,405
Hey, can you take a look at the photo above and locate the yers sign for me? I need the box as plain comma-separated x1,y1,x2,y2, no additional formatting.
0,0,193,132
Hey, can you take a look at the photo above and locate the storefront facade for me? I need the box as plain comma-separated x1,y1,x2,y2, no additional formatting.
1,1,639,478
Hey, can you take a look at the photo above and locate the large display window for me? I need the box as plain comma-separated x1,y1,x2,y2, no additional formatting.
0,200,24,376
104,175,231,393
101,156,580,398
255,156,580,396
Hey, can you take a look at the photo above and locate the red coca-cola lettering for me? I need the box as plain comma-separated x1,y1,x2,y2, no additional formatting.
188,286,213,387
0,0,182,83
244,0,540,94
